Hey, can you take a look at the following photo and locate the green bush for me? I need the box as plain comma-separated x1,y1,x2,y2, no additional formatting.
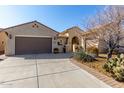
74,51,96,62
87,46,99,57
103,54,124,81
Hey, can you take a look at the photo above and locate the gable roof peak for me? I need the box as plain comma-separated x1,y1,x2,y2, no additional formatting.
66,26,84,32
1,20,58,33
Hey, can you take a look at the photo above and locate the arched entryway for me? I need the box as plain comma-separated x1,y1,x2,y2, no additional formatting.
71,36,79,52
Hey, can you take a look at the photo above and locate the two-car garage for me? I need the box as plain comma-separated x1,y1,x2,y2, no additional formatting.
3,21,58,56
15,37,52,55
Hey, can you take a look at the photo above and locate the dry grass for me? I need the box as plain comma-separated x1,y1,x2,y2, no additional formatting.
81,54,113,77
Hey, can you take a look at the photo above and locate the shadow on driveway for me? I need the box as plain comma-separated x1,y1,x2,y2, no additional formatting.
7,53,73,60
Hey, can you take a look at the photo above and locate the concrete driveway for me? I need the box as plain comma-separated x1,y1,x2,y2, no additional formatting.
0,53,111,88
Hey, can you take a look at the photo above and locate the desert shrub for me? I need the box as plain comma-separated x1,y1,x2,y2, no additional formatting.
103,54,124,81
103,58,117,73
73,50,86,60
112,66,124,81
73,51,96,62
87,46,99,57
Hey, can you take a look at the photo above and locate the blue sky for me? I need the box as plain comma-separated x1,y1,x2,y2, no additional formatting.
0,5,105,32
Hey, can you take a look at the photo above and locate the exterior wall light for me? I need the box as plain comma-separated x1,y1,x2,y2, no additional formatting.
9,34,12,39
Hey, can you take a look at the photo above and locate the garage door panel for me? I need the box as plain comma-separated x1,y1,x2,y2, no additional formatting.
15,37,52,55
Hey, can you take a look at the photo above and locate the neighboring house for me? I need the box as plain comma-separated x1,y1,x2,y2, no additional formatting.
0,28,6,54
83,22,124,53
82,31,99,50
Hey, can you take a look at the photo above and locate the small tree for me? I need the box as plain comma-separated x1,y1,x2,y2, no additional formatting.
85,6,124,59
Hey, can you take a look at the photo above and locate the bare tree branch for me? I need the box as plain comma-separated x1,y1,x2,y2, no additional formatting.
85,6,124,59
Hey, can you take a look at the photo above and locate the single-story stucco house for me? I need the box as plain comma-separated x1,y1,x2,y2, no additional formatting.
0,21,101,56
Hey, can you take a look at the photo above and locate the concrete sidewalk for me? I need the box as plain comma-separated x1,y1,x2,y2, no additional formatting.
0,53,111,88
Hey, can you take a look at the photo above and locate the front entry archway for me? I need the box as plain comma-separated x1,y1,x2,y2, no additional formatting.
71,36,79,52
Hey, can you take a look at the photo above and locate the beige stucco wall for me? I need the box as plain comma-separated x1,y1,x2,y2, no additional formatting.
68,28,84,52
86,39,99,48
4,21,58,55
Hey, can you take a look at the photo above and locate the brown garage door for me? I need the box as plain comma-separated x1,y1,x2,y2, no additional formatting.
15,37,52,55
